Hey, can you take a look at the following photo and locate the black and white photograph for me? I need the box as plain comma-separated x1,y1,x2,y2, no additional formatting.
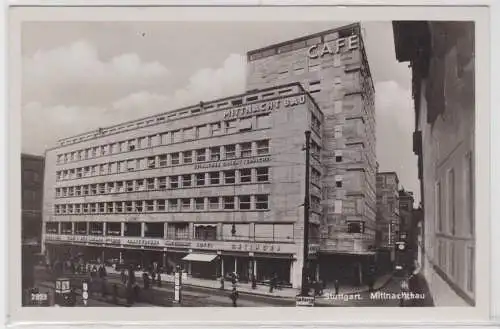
8,4,492,324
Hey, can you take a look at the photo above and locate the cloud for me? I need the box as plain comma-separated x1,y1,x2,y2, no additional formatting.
375,80,420,203
23,40,169,85
22,53,247,155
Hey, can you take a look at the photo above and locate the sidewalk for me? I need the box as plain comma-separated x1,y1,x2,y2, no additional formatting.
104,266,392,300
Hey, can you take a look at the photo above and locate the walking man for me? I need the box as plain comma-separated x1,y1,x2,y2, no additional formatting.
230,287,239,307
334,279,340,295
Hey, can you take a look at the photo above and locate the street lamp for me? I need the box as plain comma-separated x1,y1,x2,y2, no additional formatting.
300,131,311,297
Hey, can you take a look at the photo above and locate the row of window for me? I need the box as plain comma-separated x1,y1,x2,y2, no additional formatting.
437,239,475,294
57,115,273,165
56,140,270,181
54,195,270,215
55,167,270,198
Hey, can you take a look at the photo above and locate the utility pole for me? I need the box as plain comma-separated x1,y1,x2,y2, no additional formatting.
300,130,311,296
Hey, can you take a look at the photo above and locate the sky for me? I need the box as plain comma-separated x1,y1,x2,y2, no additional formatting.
21,21,419,203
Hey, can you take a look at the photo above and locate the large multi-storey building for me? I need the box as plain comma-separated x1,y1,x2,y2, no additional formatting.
375,172,400,257
42,83,323,288
21,154,44,298
398,189,414,236
393,21,475,306
246,22,377,285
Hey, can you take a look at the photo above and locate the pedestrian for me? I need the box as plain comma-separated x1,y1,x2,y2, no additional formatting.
230,287,239,307
269,275,276,293
157,272,162,287
133,284,140,303
318,279,324,296
120,270,126,284
142,272,150,290
334,279,340,295
251,274,257,289
220,276,225,290
151,271,156,282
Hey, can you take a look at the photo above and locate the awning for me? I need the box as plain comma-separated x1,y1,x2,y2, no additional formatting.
182,253,218,262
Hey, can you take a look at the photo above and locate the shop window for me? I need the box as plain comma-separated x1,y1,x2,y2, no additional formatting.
239,195,251,210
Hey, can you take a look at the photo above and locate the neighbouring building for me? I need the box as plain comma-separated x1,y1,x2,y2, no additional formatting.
375,172,400,268
246,22,377,285
42,83,323,289
21,153,45,297
393,21,475,306
398,189,414,238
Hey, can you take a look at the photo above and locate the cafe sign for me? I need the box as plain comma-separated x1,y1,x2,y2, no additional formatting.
223,95,306,120
307,35,359,59
194,155,271,170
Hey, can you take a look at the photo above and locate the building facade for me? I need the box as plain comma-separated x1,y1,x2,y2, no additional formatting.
398,189,414,237
42,83,323,288
246,23,377,285
375,172,400,268
21,154,45,297
393,21,475,306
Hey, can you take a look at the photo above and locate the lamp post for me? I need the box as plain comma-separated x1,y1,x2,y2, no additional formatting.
300,131,311,297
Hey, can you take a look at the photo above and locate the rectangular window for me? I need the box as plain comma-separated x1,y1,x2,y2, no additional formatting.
448,169,456,235
347,221,364,233
239,195,251,210
125,201,133,212
181,198,191,210
161,133,170,145
83,204,89,214
107,182,114,193
106,202,114,213
334,200,342,214
159,154,167,167
436,182,443,232
225,120,238,134
98,184,105,194
82,185,89,196
184,127,195,140
116,182,124,193
256,140,269,155
146,200,155,212
211,123,221,136
335,175,343,188
197,125,209,138
157,200,166,211
210,172,220,185
169,176,179,189
183,151,193,164
147,178,155,190
224,145,236,159
128,140,136,151
465,152,474,235
171,153,180,165
209,197,219,210
224,170,235,184
239,118,252,131
116,202,123,213
168,199,178,211
256,167,269,182
99,203,105,213
223,196,235,210
147,157,156,169
75,186,82,196
196,149,206,162
196,173,205,186
126,180,134,192
210,147,221,161
76,168,83,178
90,203,97,214
240,168,252,183
135,201,143,213
240,142,252,157
172,130,182,143
194,198,205,210
256,195,269,210
127,160,135,171
467,246,475,292
158,177,167,189
182,174,192,187
55,188,61,198
90,184,97,195
136,179,145,191
335,150,343,163
75,204,81,214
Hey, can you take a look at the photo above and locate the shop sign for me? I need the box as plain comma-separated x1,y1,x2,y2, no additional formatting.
307,35,359,59
194,155,271,170
125,239,161,247
230,242,281,253
164,240,191,248
223,95,306,120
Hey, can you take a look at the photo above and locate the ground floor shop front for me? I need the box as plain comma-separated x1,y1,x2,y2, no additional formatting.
44,242,304,288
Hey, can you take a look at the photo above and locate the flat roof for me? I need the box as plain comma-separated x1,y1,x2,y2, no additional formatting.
53,81,321,149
